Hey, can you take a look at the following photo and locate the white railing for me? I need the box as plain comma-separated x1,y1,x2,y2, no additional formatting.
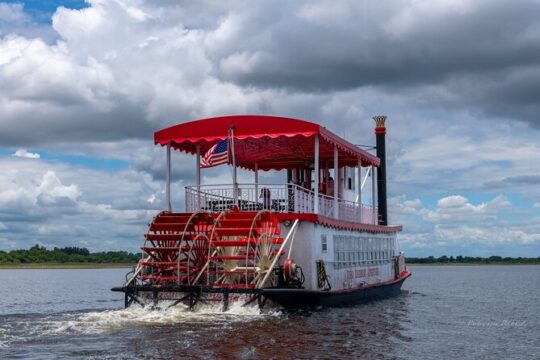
317,194,334,218
185,183,378,225
185,184,293,213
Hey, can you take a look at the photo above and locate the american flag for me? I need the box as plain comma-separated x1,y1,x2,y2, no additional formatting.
200,139,229,168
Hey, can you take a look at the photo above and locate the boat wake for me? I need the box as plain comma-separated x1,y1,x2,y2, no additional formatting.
0,302,281,348
57,302,278,333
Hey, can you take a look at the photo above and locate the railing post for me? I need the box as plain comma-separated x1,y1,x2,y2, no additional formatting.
314,136,319,215
166,142,172,212
231,127,238,207
294,185,298,212
185,187,188,211
254,163,259,207
371,165,376,224
196,145,201,210
334,144,339,219
358,159,362,222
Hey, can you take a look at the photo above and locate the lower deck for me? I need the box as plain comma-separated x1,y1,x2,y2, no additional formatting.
281,218,404,292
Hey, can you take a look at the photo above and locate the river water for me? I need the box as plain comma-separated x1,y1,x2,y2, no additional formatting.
0,265,538,359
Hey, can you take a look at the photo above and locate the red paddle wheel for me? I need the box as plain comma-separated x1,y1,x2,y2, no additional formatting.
203,210,285,289
139,211,213,285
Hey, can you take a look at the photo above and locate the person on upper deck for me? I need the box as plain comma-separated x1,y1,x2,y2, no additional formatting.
327,176,334,196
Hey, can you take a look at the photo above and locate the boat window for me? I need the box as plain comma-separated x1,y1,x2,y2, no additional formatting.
331,234,397,268
321,234,327,253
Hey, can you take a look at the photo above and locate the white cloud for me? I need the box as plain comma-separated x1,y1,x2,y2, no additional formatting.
1,0,539,148
13,149,40,159
403,199,422,208
387,0,476,36
438,195,468,208
0,236,16,249
219,51,261,78
297,2,360,27
0,3,26,23
0,35,115,108
434,223,540,246
0,157,160,250
0,167,80,211
391,193,540,256
420,195,510,223
0,3,56,40
36,224,88,237
36,171,81,205
389,195,423,218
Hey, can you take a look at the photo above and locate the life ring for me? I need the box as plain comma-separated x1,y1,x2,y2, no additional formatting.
284,258,296,281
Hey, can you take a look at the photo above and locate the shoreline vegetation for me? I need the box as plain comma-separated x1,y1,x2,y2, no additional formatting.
0,246,539,269
0,263,135,269
0,245,138,269
407,255,540,265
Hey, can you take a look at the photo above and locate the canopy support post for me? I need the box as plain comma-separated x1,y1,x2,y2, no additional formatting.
254,163,259,205
314,136,319,214
230,126,238,207
371,165,376,224
338,167,344,199
196,145,201,210
358,159,362,222
334,145,338,219
166,142,172,212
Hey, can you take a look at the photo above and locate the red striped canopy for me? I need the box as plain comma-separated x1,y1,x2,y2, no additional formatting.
154,115,379,171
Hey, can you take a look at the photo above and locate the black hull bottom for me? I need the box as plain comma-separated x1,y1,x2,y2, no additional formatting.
112,272,411,310
261,272,411,309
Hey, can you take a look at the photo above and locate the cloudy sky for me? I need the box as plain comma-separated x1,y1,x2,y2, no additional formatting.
1,0,539,256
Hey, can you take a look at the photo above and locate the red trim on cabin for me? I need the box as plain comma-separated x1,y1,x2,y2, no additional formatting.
274,213,402,233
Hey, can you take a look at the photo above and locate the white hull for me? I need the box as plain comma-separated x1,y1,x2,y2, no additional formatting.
282,221,401,292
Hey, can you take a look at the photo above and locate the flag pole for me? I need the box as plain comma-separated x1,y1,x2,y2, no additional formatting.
230,125,238,207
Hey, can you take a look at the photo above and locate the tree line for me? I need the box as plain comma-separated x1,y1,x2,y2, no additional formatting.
407,255,540,264
0,245,139,264
1,246,539,265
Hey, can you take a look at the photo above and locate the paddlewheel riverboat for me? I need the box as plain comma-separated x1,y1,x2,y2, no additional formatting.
112,115,410,310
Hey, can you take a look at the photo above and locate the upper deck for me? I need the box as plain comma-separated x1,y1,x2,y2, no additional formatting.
185,183,377,224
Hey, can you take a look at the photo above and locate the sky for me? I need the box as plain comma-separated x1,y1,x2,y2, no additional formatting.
1,0,539,256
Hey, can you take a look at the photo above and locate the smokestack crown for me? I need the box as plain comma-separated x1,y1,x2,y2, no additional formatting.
373,115,387,134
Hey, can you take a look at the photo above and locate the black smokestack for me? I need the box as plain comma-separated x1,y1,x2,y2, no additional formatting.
373,116,388,226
